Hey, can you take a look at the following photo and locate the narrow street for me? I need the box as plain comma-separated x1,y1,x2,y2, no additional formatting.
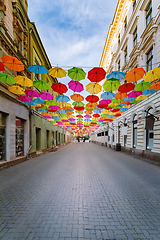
0,142,160,240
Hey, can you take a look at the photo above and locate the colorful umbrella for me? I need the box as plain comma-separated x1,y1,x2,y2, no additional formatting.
48,67,67,78
14,76,33,87
68,67,86,81
107,71,125,80
135,95,148,101
0,62,5,71
142,89,156,95
18,95,31,102
72,102,85,107
101,91,115,100
25,89,39,97
8,86,25,95
85,95,99,103
93,114,100,118
39,92,54,100
134,82,151,91
49,105,60,110
33,80,51,90
86,83,102,94
28,65,48,74
86,102,97,108
143,67,160,82
74,106,85,111
123,96,135,102
115,92,127,99
32,98,45,105
46,100,57,106
56,95,70,102
0,73,15,85
103,80,120,92
1,55,24,71
51,82,68,94
125,68,146,83
70,93,84,102
88,67,106,82
128,90,142,98
68,80,84,92
118,83,135,93
149,81,160,90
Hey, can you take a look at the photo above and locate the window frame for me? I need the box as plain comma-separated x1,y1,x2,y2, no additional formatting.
146,47,153,72
146,1,152,26
133,27,137,48
124,46,128,64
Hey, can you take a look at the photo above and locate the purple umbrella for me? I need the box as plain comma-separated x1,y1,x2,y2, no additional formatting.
68,80,84,92
128,90,142,98
40,92,54,100
45,116,52,119
18,95,32,102
25,89,39,97
49,105,60,110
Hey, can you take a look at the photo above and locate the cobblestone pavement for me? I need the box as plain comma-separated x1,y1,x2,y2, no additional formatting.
0,143,160,240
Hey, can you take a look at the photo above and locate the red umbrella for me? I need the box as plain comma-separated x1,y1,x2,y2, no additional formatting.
68,80,84,92
76,115,83,118
85,95,99,103
115,113,121,117
48,109,57,112
88,67,106,82
74,106,84,111
0,62,5,71
118,83,135,93
93,114,100,118
111,109,120,112
51,82,68,94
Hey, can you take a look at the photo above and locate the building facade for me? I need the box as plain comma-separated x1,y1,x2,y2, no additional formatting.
90,0,160,161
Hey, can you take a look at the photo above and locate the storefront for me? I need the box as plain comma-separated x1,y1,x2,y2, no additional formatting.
0,112,6,161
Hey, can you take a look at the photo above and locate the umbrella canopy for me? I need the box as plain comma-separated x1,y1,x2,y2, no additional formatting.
103,80,120,92
14,76,33,87
134,82,151,91
0,73,15,85
87,67,106,83
51,82,68,94
72,102,85,107
142,89,156,95
76,115,83,118
48,67,67,78
32,98,45,105
86,102,97,107
59,102,71,108
85,95,99,103
68,80,84,92
18,95,31,102
1,55,24,71
49,105,60,110
39,92,53,100
118,83,135,93
70,93,84,102
74,106,85,111
143,67,160,82
28,65,48,74
86,83,102,94
149,81,160,90
101,91,115,100
107,71,125,80
33,80,51,91
56,94,70,102
135,95,148,101
25,89,39,97
115,92,127,99
93,114,100,118
8,86,25,95
125,68,146,83
0,62,5,71
128,90,142,98
68,67,86,81
46,100,57,106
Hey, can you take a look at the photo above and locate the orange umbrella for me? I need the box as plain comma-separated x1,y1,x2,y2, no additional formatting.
71,93,84,102
149,81,160,90
115,92,127,99
1,55,24,71
62,106,73,110
86,102,97,107
125,68,146,83
85,110,93,114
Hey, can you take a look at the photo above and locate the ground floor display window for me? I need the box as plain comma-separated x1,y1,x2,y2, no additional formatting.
16,118,24,157
0,112,6,160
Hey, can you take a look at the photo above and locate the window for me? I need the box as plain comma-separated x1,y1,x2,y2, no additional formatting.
105,131,108,136
118,34,120,46
133,114,137,148
0,112,6,161
145,108,154,150
146,1,152,26
146,47,153,72
16,118,24,157
133,0,136,10
124,16,127,31
124,46,127,64
133,27,137,48
118,60,120,71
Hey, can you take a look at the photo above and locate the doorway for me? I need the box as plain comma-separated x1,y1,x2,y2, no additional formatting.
36,127,41,151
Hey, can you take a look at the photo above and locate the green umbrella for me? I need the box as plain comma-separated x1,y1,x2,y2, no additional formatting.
33,80,51,90
103,80,120,92
42,105,48,110
111,98,122,103
77,118,83,121
85,107,96,110
45,100,57,105
59,113,67,117
134,82,151,91
0,73,15,85
101,114,108,117
68,67,86,81
72,101,85,107
75,111,83,114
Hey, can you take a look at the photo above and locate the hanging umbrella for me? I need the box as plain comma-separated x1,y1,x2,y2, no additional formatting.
0,62,5,71
93,109,101,114
18,95,31,102
84,115,92,118
48,67,67,78
8,86,25,95
49,105,60,110
101,91,115,100
28,65,48,74
107,71,125,80
70,93,84,102
99,99,111,105
87,67,106,82
33,80,51,90
45,100,57,106
149,81,160,90
86,83,102,94
125,68,146,83
118,83,135,93
0,73,15,85
72,102,85,107
68,80,84,92
115,92,127,99
24,101,37,106
32,98,45,105
93,114,100,118
14,76,33,87
75,111,83,114
56,94,70,102
135,95,148,101
103,80,120,92
85,95,99,103
76,115,83,118
39,92,54,100
1,55,24,71
123,96,135,102
51,82,68,94
142,89,156,95
38,108,48,112
74,106,85,111
25,89,39,97
128,90,142,98
134,82,151,91
68,67,86,81
143,67,160,82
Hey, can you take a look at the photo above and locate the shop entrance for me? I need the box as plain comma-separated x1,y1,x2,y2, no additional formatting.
0,112,6,161
16,118,24,157
36,127,41,151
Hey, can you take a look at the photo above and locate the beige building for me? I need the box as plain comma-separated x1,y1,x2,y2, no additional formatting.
90,0,160,161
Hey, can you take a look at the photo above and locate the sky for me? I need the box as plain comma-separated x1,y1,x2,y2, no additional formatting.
28,0,118,100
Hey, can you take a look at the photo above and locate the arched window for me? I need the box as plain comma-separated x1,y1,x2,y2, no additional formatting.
124,118,127,146
145,107,154,150
133,114,137,148
118,122,120,143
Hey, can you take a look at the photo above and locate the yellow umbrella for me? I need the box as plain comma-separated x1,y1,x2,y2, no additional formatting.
60,117,68,120
8,86,25,95
108,103,118,108
50,113,59,116
143,67,160,82
60,102,71,108
92,117,99,121
48,67,67,78
102,110,111,114
14,76,33,87
86,82,102,94
67,115,75,118
135,95,148,101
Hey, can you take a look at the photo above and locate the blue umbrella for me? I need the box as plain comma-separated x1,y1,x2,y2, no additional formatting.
57,110,66,113
107,71,125,80
101,91,115,100
32,98,45,104
142,89,156,95
117,103,126,107
123,96,135,102
120,108,128,111
93,110,101,114
56,95,70,102
28,65,48,74
38,108,47,112
52,116,60,119
24,101,37,105
84,119,91,122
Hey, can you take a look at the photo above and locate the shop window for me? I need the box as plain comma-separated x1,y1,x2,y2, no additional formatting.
36,127,41,150
105,131,108,136
133,27,137,48
133,114,137,148
0,112,6,161
124,135,127,146
102,132,104,136
46,130,49,148
146,47,153,72
146,1,152,26
145,108,154,150
16,118,24,157
118,122,120,143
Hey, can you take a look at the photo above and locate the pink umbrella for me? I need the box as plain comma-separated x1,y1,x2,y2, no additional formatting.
99,99,111,105
25,89,39,97
62,120,69,122
126,102,134,105
68,80,84,92
49,105,60,110
40,92,54,100
84,115,92,118
45,116,52,119
68,118,76,121
57,121,63,125
18,95,32,102
128,90,142,98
